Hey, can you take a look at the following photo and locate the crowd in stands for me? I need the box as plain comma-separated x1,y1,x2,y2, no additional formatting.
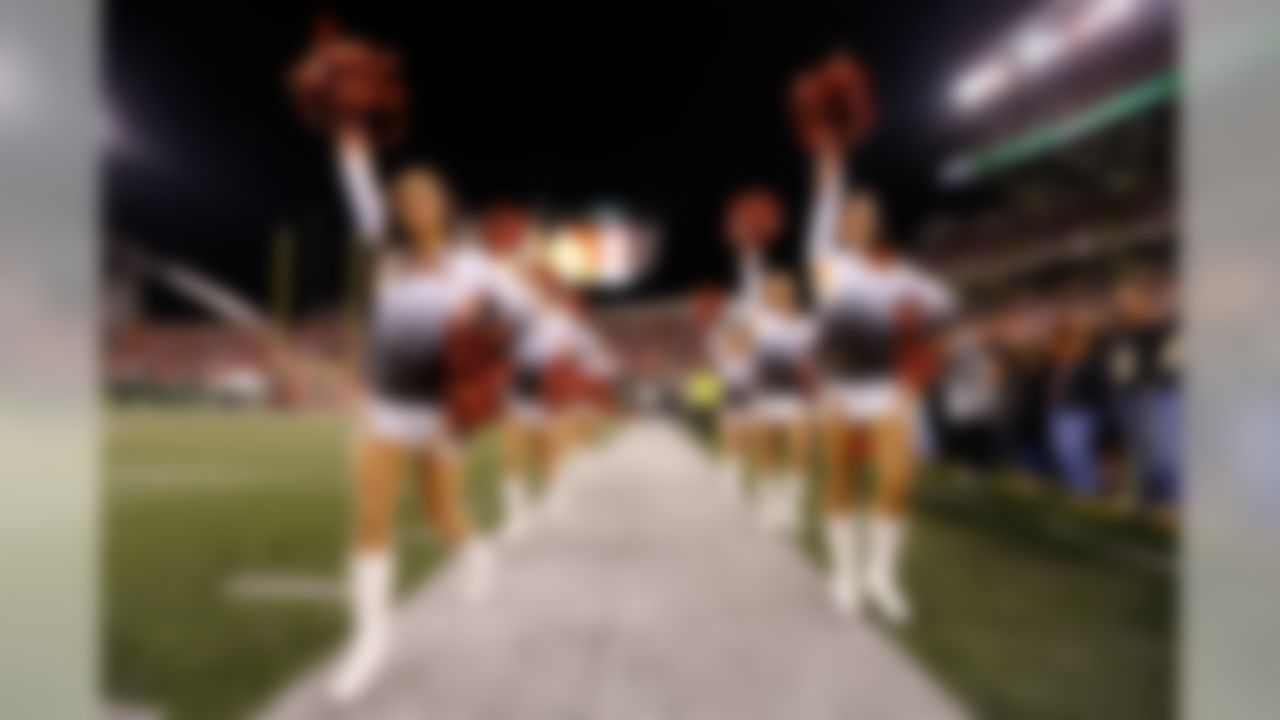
927,264,1180,523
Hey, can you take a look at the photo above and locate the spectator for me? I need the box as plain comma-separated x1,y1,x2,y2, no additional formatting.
993,299,1055,483
1107,271,1181,525
1046,297,1112,500
938,317,1004,480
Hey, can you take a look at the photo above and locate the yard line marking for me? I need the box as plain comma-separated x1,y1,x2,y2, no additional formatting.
102,700,162,720
226,572,344,604
112,466,307,489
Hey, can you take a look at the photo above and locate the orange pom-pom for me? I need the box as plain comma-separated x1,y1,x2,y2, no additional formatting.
724,188,786,252
479,204,531,255
286,17,408,147
790,52,876,152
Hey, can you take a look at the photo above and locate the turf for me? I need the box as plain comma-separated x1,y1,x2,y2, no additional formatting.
106,410,1174,720
722,423,1173,720
105,408,503,720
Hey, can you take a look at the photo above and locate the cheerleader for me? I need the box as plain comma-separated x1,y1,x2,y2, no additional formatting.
327,129,522,701
576,326,619,444
708,310,757,494
739,250,818,535
501,270,596,537
559,316,607,460
806,146,954,621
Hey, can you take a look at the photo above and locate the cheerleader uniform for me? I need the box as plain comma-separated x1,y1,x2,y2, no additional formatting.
805,164,953,622
580,330,619,409
709,320,756,420
806,177,953,422
329,141,519,702
749,310,818,423
509,301,594,425
739,257,818,425
339,145,529,448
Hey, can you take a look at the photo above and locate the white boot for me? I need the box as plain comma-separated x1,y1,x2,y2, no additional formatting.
824,515,863,616
866,515,912,625
459,538,495,606
329,549,393,703
501,479,532,543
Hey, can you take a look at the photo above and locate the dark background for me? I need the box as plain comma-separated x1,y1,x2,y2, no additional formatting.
105,0,1032,314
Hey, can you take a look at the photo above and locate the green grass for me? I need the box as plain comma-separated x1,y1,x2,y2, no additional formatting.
772,441,1174,720
105,408,503,720
893,511,1173,720
107,410,1174,720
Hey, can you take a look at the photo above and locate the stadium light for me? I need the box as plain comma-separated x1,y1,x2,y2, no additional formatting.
953,59,1012,111
951,0,1148,113
1074,0,1141,41
1013,25,1065,73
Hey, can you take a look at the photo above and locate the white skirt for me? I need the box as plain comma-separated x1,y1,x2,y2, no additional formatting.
365,397,455,452
508,397,551,426
822,379,903,423
754,393,809,424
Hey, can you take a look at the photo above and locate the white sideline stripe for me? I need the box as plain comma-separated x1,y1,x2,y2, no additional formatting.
112,466,297,489
102,701,162,720
225,573,344,604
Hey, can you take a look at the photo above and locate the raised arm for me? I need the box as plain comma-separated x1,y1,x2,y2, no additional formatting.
335,129,388,247
805,148,846,295
737,249,767,317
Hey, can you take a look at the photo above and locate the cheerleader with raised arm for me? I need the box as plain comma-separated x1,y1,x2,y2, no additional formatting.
796,54,954,621
738,252,818,535
808,158,953,621
322,123,546,699
287,26,516,700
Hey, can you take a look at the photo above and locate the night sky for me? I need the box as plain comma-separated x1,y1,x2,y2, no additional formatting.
105,0,1031,315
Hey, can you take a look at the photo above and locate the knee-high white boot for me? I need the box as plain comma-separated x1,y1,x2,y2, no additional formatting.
824,514,863,615
329,549,394,703
866,514,912,624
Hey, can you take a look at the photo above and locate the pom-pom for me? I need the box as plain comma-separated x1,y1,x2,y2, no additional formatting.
724,188,786,252
286,16,408,147
790,52,876,152
479,204,531,255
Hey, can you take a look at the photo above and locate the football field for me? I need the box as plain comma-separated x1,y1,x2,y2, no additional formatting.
106,409,1173,720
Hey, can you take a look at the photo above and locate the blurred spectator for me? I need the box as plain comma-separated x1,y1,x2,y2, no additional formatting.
1046,296,1112,500
993,298,1055,482
938,317,1004,479
1106,270,1181,523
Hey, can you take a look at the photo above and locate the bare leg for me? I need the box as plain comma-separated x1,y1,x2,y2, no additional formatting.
331,433,407,702
778,417,810,533
755,423,782,529
717,413,747,493
867,402,915,624
820,412,862,615
500,416,534,541
421,444,493,604
417,445,472,547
